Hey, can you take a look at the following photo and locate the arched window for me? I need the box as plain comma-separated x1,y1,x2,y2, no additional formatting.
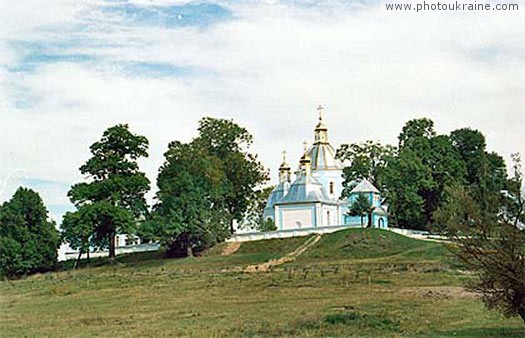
329,182,334,194
295,221,302,228
327,211,331,225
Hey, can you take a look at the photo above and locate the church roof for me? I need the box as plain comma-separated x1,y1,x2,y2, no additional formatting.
276,174,335,205
307,143,343,171
265,181,290,211
350,179,380,194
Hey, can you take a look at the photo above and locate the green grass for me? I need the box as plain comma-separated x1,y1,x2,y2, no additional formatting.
0,229,523,337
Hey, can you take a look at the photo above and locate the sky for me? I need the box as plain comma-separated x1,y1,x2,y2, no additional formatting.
0,0,524,223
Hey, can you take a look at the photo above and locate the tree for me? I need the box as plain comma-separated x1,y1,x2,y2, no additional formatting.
61,202,133,266
348,193,374,227
450,128,508,212
195,118,269,233
382,119,467,229
61,209,93,266
398,117,436,150
435,154,525,323
142,141,230,257
0,187,60,277
336,141,395,197
243,186,276,232
66,124,150,260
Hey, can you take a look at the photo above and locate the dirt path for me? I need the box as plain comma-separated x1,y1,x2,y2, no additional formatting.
243,234,322,272
221,242,241,256
398,286,479,299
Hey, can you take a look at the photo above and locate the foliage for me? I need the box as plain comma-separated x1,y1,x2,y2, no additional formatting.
336,141,395,198
435,154,525,323
194,117,269,233
338,119,508,231
0,187,60,277
64,124,150,259
381,148,433,229
141,140,230,257
146,118,268,257
348,193,373,227
243,186,276,232
398,117,436,149
450,128,508,212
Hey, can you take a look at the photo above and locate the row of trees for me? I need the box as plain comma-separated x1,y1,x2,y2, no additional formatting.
337,118,509,230
60,118,268,263
338,118,524,323
2,116,520,278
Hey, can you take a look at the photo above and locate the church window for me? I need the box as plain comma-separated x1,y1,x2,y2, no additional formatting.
329,182,334,194
327,211,330,225
295,221,302,228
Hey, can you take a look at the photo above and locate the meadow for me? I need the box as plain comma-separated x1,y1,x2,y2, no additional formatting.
1,229,524,337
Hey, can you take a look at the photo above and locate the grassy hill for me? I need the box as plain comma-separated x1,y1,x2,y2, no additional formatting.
1,229,523,337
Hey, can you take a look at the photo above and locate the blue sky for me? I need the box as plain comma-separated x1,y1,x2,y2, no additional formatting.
0,0,524,223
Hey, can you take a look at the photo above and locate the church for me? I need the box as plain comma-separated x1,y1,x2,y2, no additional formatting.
263,106,388,231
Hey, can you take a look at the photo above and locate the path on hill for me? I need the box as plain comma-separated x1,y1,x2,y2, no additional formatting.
221,242,241,256
243,234,322,272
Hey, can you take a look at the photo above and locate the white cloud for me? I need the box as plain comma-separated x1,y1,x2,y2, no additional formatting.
1,0,524,219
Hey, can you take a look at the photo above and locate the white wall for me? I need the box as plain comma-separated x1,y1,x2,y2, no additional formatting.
282,207,313,230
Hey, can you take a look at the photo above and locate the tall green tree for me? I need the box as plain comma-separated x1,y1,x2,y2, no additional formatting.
141,141,229,257
0,187,60,277
382,118,467,229
382,149,433,229
450,128,508,212
65,124,150,260
336,141,395,197
398,117,436,150
194,117,269,233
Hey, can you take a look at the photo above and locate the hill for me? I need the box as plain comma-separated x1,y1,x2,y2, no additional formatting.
1,228,523,337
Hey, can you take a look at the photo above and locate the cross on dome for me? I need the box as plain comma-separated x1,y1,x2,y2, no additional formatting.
317,104,325,121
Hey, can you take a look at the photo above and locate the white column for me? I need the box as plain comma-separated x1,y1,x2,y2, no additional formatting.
274,206,281,230
315,203,322,227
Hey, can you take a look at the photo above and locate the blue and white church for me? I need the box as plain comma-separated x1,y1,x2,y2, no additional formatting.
263,106,388,231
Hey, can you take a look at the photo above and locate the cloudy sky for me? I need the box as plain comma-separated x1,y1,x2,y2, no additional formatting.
1,0,524,222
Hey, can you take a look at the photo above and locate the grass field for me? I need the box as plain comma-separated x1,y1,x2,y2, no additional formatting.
1,229,524,337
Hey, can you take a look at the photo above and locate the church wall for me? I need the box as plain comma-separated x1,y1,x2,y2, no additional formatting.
311,170,344,200
320,204,339,226
279,205,316,230
373,214,388,228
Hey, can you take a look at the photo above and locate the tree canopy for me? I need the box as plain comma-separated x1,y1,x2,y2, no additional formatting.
0,187,60,277
339,118,509,231
142,117,268,257
195,117,269,232
63,124,150,260
336,140,395,198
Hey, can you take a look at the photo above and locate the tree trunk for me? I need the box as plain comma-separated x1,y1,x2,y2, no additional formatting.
74,251,82,269
87,248,90,265
519,306,525,324
360,215,364,227
109,231,116,261
367,211,373,228
230,218,235,234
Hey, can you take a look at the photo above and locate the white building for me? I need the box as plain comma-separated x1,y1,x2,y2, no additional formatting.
263,106,388,230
